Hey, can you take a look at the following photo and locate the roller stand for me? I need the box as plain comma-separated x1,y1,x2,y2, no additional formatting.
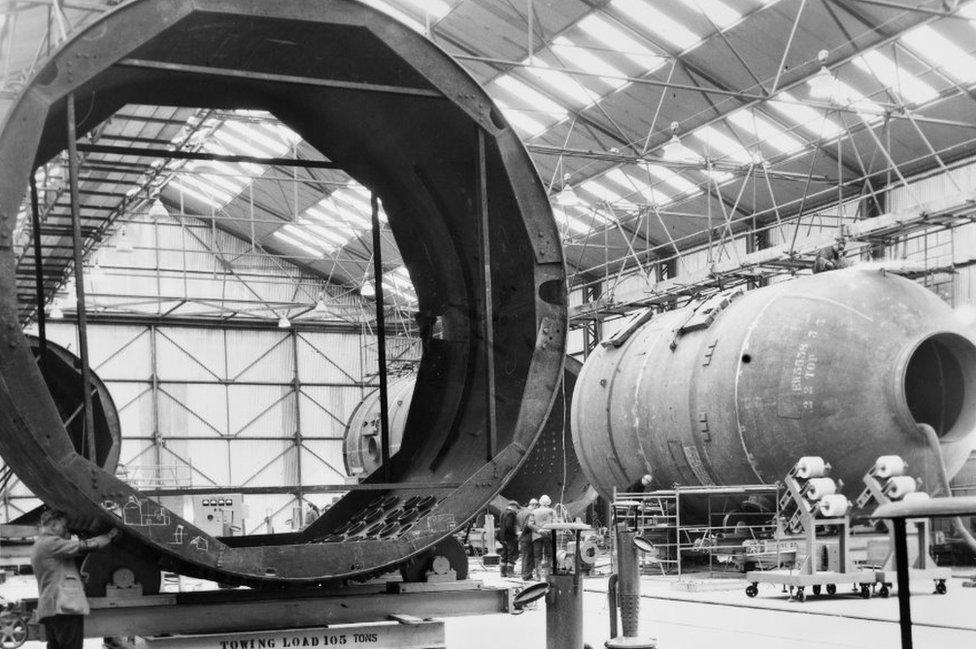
605,529,656,648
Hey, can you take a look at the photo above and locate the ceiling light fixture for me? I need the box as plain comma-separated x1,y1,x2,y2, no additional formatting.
115,225,133,253
554,174,580,206
277,315,291,329
661,121,699,161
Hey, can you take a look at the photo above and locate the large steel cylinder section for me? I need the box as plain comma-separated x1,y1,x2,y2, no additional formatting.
344,359,591,506
0,0,566,586
572,267,976,499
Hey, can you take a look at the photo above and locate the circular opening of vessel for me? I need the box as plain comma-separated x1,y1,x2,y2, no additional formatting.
741,354,752,364
902,332,976,441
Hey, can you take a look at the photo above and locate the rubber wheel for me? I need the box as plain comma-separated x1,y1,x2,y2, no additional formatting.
812,584,821,595
879,585,889,598
935,580,947,595
745,585,758,598
826,584,836,595
795,587,805,602
0,613,27,649
860,585,871,599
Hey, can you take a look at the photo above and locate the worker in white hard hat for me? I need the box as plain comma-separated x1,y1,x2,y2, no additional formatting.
532,495,557,581
516,498,538,580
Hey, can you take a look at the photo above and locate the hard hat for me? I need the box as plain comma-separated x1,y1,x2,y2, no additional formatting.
529,498,539,506
539,495,551,507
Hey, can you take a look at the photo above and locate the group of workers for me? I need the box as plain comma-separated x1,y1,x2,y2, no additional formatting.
497,495,559,581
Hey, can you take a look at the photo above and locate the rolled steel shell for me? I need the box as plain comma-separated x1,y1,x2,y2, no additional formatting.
0,0,566,586
572,267,976,499
344,358,591,505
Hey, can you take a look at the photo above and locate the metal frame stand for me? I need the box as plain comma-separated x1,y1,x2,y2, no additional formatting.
745,458,875,601
543,522,592,649
855,461,950,598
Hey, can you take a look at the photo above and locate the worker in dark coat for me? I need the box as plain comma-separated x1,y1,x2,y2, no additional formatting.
30,510,119,649
498,500,520,578
813,239,846,274
516,498,538,581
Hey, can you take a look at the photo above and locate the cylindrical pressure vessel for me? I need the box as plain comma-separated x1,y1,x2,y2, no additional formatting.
572,267,976,499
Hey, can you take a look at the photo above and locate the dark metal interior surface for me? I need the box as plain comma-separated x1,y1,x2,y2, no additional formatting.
0,0,566,586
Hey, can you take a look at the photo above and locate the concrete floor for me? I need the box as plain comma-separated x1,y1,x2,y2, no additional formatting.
3,566,974,649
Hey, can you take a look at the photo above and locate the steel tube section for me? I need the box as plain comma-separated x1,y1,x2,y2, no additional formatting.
0,0,566,587
546,573,583,649
572,267,976,499
65,94,98,463
605,530,655,648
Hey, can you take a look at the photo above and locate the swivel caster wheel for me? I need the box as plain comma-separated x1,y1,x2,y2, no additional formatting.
878,585,890,598
935,580,947,595
812,585,821,596
860,584,871,599
745,584,758,598
826,584,836,596
795,587,806,602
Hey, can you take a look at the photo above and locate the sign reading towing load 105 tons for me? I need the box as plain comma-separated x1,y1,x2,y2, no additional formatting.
133,622,446,649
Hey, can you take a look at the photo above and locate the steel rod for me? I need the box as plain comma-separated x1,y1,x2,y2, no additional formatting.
74,143,340,170
476,129,498,460
893,518,914,649
66,93,97,463
371,193,392,482
29,176,48,371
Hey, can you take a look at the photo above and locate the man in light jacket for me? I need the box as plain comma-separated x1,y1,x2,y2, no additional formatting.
31,509,120,649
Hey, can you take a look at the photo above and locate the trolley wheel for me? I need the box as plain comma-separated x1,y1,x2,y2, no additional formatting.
935,580,947,595
812,584,821,596
860,584,871,599
826,584,836,596
879,584,889,598
795,587,806,602
0,612,27,649
745,584,758,598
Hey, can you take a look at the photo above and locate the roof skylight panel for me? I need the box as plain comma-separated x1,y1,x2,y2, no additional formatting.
553,206,594,235
359,0,425,32
493,101,549,138
580,179,627,204
302,221,352,248
550,37,628,89
644,164,701,196
493,75,569,120
900,25,976,85
575,14,665,72
603,168,672,205
524,62,600,107
398,0,451,21
212,128,278,159
726,110,804,155
176,173,235,204
222,120,293,156
282,224,335,253
167,179,224,210
612,0,702,51
767,91,843,139
853,50,938,105
678,0,741,30
830,79,885,123
273,231,324,258
692,125,759,164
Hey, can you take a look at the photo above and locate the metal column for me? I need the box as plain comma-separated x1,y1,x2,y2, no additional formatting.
29,176,48,372
475,129,497,460
370,193,391,482
66,93,97,462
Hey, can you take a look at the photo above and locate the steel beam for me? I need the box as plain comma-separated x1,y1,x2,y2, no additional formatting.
75,142,341,170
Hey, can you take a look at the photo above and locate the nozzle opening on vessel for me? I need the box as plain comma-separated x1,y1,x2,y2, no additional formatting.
901,332,976,441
